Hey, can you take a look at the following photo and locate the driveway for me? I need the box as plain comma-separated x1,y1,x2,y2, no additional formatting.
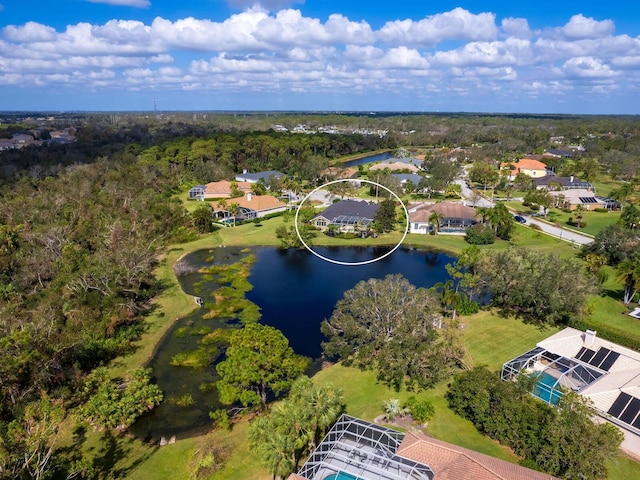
454,178,593,245
516,216,594,246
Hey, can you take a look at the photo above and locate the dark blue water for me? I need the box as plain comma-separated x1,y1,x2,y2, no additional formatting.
245,246,452,358
132,246,452,439
343,151,394,167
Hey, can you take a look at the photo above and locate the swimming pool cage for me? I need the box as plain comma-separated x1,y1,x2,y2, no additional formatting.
296,414,434,480
501,346,604,404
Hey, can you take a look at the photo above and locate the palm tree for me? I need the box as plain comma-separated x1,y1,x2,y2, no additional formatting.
383,398,403,421
228,202,240,227
575,204,585,228
428,210,445,235
618,254,640,305
216,198,228,221
432,279,467,321
475,206,492,224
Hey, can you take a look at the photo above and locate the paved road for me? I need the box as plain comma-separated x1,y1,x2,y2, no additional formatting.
516,216,594,246
454,179,594,245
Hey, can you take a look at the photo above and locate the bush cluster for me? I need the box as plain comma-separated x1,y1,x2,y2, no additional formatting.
446,367,622,480
464,224,496,244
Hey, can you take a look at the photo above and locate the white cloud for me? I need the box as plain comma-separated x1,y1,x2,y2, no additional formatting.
86,0,151,7
501,18,531,39
227,0,304,11
561,14,614,39
562,56,618,78
431,38,531,67
377,8,497,46
0,8,637,111
4,22,57,42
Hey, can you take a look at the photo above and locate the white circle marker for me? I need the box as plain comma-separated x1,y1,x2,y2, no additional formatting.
294,179,409,266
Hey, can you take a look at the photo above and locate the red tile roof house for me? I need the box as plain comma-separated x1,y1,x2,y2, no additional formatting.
408,201,479,234
500,158,548,181
212,192,288,221
290,414,558,480
188,180,252,200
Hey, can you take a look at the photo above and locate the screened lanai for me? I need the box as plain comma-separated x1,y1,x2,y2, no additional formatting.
296,415,434,480
501,347,604,405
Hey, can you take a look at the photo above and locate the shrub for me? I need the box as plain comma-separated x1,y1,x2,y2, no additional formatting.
594,208,609,213
529,223,542,230
465,224,496,245
404,396,435,424
458,299,480,315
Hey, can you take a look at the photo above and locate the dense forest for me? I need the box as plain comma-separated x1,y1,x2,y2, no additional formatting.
0,112,639,478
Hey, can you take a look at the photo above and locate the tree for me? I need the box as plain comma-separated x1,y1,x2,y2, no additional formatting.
191,203,214,233
79,367,163,431
582,224,640,265
487,202,514,240
0,394,64,480
321,274,459,390
228,202,240,227
465,223,496,245
446,368,623,480
617,252,640,304
248,376,344,479
469,162,499,191
428,210,445,235
216,323,309,409
476,247,596,324
432,279,467,321
619,202,640,231
373,198,397,233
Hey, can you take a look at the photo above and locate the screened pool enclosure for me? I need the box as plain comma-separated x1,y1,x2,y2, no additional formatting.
296,415,434,480
501,346,604,405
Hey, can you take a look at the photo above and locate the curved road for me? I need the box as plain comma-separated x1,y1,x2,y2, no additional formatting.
455,179,593,246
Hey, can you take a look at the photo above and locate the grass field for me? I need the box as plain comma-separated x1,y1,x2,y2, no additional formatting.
93,202,640,480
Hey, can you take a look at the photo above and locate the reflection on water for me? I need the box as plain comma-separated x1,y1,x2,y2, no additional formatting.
131,246,453,440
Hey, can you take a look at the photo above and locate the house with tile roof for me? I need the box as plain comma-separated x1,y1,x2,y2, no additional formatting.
290,414,557,480
502,327,640,456
408,201,478,234
500,158,548,180
212,192,288,221
188,180,252,200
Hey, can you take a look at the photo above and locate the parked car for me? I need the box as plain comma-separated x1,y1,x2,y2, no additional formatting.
514,215,527,223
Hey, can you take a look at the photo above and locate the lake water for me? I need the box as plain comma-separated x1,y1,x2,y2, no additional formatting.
342,151,394,167
131,246,453,440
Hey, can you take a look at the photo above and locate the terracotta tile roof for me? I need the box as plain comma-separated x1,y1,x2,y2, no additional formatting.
204,180,252,197
370,162,419,172
321,167,358,179
397,432,558,480
501,159,547,173
409,202,478,222
232,193,287,212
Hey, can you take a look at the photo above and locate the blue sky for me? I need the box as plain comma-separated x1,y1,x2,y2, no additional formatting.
1,0,639,113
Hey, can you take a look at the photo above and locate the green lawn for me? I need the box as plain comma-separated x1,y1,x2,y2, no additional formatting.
90,200,640,480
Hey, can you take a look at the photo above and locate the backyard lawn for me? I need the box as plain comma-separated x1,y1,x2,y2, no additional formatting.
105,204,640,480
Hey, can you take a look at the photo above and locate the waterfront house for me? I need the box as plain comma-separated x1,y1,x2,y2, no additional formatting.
311,199,379,233
408,201,478,234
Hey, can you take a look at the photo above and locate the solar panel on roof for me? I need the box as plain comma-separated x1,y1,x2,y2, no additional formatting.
633,414,640,430
590,348,610,368
608,392,632,417
579,197,598,204
576,347,597,363
599,351,620,372
619,397,640,424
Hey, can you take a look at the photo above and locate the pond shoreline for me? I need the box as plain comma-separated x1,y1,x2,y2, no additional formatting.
114,227,462,380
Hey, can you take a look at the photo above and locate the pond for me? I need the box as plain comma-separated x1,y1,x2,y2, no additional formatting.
342,151,394,167
131,246,453,440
